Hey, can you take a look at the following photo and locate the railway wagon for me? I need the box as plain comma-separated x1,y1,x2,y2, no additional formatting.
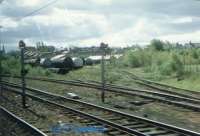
85,55,111,65
24,58,40,66
85,56,101,65
72,57,83,68
50,54,73,70
40,58,52,68
84,58,93,65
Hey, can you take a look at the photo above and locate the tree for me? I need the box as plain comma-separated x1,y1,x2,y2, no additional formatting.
191,49,199,59
149,39,164,51
171,54,184,78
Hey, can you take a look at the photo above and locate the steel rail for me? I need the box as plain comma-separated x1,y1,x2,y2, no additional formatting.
2,74,200,102
121,71,200,96
2,76,200,111
2,74,199,100
2,86,144,136
2,75,200,111
0,106,47,136
2,82,200,136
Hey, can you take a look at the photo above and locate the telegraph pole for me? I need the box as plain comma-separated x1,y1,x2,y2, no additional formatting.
0,26,3,96
100,42,108,103
19,40,27,108
0,46,2,96
0,26,2,47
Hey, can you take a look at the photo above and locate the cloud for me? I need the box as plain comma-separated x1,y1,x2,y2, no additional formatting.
1,0,200,50
172,17,193,24
159,30,200,43
77,18,162,47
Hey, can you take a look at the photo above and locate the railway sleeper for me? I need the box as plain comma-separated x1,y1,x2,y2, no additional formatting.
79,119,94,123
123,122,143,127
145,130,175,136
137,127,163,132
85,122,101,126
130,124,152,129
3,85,200,136
106,117,125,121
105,129,127,136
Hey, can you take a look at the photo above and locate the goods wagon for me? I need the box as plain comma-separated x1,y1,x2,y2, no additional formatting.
40,58,52,68
24,58,40,66
50,54,73,70
72,57,83,68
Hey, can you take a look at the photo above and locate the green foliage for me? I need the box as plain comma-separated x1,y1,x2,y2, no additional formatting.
26,65,52,77
66,65,101,81
156,54,184,76
122,49,152,68
158,61,174,75
7,51,20,58
119,45,187,78
191,49,199,59
1,56,52,77
149,39,164,51
106,71,121,83
1,56,21,75
126,51,140,67
109,55,117,66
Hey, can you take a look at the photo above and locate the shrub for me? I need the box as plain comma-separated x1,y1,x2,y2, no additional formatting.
158,61,174,75
122,49,152,68
27,65,52,77
1,56,21,75
122,50,140,67
149,39,164,51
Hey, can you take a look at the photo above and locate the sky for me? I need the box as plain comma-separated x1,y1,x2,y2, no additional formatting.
1,0,200,51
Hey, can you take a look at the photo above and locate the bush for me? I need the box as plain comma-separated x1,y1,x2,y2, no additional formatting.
171,54,184,76
26,65,52,77
159,61,174,75
122,49,152,68
106,72,121,83
149,39,164,51
1,56,21,75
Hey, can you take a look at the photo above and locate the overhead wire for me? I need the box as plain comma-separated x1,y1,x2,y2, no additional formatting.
18,0,61,45
19,0,60,21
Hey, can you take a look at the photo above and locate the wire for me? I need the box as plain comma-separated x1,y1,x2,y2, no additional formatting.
20,0,59,21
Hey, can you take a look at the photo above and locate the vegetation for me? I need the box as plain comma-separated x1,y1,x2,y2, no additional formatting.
1,40,200,133
118,39,200,79
1,39,200,91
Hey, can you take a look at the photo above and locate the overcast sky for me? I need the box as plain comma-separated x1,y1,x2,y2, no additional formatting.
1,0,200,51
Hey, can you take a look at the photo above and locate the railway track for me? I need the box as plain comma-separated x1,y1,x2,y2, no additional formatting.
2,82,200,136
121,71,200,98
2,75,200,111
0,105,47,136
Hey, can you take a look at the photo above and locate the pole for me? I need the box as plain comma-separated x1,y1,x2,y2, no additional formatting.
100,43,108,103
0,49,2,96
101,51,105,103
19,40,27,108
21,47,27,108
0,26,3,96
0,32,1,48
